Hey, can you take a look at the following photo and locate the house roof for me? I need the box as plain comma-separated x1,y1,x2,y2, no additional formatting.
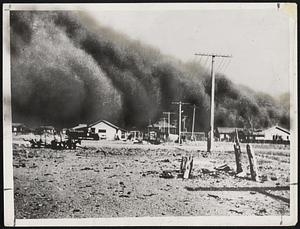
38,126,55,130
264,125,290,135
12,123,25,127
216,127,243,134
89,120,127,132
72,124,87,130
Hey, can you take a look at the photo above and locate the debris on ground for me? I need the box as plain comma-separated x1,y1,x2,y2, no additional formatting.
119,195,130,198
235,171,247,178
12,141,290,218
271,176,278,181
208,194,220,199
159,171,174,179
214,164,231,172
260,175,268,182
143,193,157,197
229,209,243,214
201,168,213,174
258,208,267,214
80,167,93,171
160,159,170,163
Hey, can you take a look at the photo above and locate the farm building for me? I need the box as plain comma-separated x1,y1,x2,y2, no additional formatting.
35,126,56,135
148,120,177,134
88,120,127,140
12,123,29,134
181,132,206,141
261,125,290,141
60,128,69,134
215,127,243,142
128,130,143,141
241,129,265,142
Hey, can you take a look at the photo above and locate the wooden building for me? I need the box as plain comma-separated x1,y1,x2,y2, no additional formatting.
147,120,176,134
261,125,290,141
12,123,29,134
35,126,56,135
88,120,127,140
216,127,243,142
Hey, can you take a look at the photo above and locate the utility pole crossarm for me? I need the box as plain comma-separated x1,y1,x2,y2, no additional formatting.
171,102,191,105
195,53,232,58
163,112,176,115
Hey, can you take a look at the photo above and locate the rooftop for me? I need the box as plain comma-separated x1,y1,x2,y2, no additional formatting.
89,120,127,132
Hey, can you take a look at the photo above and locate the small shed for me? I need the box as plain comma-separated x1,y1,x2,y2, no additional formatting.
88,120,127,140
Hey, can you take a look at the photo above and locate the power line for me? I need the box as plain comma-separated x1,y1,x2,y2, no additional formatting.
191,104,200,140
216,58,225,72
216,58,227,73
222,58,232,73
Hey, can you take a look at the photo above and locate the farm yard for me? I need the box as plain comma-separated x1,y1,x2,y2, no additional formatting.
5,7,296,227
13,139,290,219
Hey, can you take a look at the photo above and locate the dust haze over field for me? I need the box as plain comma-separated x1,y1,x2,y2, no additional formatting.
10,11,290,130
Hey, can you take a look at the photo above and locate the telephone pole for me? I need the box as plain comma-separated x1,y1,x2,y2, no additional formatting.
163,112,175,135
182,115,188,132
191,104,198,140
195,53,232,152
172,101,190,144
173,120,177,134
161,117,167,134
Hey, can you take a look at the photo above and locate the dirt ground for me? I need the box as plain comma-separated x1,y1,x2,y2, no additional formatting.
12,139,290,219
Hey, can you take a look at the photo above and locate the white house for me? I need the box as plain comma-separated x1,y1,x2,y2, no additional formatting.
88,120,127,140
261,125,290,141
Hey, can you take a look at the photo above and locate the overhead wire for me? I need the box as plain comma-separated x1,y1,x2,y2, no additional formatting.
216,57,225,73
221,58,232,74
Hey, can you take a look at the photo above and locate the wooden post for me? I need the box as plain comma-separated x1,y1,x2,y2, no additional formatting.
246,144,259,181
180,156,187,173
181,155,193,179
234,129,243,174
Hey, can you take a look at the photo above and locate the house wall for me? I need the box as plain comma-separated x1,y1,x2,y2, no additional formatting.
263,127,290,141
255,135,265,140
46,129,55,134
129,131,143,140
219,133,232,141
13,126,25,133
89,122,117,140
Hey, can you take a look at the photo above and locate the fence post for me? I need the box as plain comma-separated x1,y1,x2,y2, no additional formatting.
180,156,187,173
234,129,243,174
246,144,259,181
181,155,193,179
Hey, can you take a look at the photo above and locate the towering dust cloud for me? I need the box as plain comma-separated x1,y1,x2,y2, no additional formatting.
10,11,289,130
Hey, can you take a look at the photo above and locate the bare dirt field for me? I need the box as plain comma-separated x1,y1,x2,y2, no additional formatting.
13,139,290,219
